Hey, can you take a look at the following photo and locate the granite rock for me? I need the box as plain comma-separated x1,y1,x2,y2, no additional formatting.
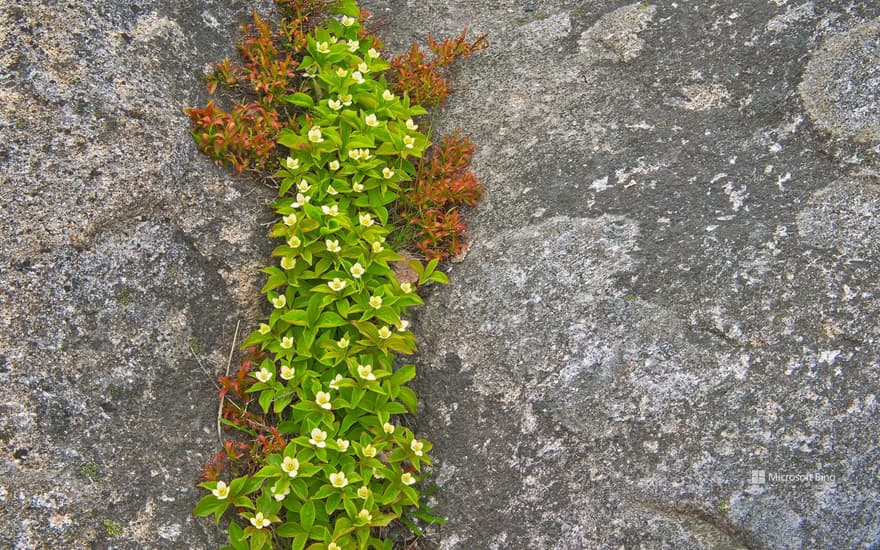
2,0,879,548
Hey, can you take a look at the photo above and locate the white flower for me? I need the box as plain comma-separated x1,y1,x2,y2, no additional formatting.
397,319,410,332
328,278,347,291
308,126,324,143
401,472,416,486
272,295,287,309
382,167,394,179
341,15,356,26
367,48,379,58
336,336,349,349
326,239,342,253
358,62,369,73
329,374,344,389
353,182,365,192
287,235,301,248
347,39,360,52
316,41,330,54
378,326,392,339
330,36,338,44
400,282,413,293
281,456,299,477
250,512,271,529
280,336,294,349
410,439,424,457
369,295,383,309
329,471,349,488
327,185,338,195
358,213,374,227
212,480,230,499
335,67,348,77
309,428,328,448
328,543,341,550
292,193,310,208
281,256,296,270
336,439,350,452
371,241,384,253
315,391,332,410
357,364,376,381
322,205,339,217
350,262,366,278
254,367,272,383
382,422,394,434
357,486,370,499
297,179,311,192
405,118,418,131
340,93,353,106
362,444,377,458
382,89,394,101
258,323,271,335
351,71,365,84
280,365,295,380
282,213,297,226
285,157,299,170
328,98,342,110
403,135,415,149
358,509,373,522
328,160,340,171
365,113,379,127
373,468,384,479
271,485,290,501
348,149,361,160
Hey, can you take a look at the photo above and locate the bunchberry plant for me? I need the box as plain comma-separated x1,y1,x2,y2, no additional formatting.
188,1,485,549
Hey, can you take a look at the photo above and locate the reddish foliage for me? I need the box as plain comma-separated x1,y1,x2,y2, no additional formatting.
402,131,484,259
389,29,488,107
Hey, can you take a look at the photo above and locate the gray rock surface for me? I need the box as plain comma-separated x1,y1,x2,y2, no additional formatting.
365,0,880,548
0,0,275,547
1,0,878,549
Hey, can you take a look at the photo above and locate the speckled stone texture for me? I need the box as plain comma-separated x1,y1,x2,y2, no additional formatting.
363,1,880,548
0,1,275,548
1,0,879,549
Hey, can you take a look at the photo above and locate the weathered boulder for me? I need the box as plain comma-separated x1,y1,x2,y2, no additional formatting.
2,0,879,548
366,0,880,548
0,0,275,547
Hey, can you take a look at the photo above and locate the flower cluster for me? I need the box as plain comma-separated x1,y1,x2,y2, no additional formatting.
193,1,456,549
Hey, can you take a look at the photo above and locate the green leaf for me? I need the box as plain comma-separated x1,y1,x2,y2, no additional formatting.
193,494,226,521
324,491,342,515
284,93,315,108
292,533,308,550
427,270,449,284
390,364,416,386
260,266,288,294
313,484,336,500
250,529,269,550
228,521,248,550
276,521,307,538
306,293,324,327
397,386,417,414
278,129,307,150
258,389,274,414
316,311,347,327
331,0,360,17
383,401,407,415
290,478,309,501
300,499,316,531
281,309,310,326
332,517,354,539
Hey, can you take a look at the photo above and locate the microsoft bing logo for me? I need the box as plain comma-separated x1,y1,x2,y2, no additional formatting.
750,470,766,485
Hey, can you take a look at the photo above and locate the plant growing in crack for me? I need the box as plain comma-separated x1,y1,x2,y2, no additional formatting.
186,1,486,548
